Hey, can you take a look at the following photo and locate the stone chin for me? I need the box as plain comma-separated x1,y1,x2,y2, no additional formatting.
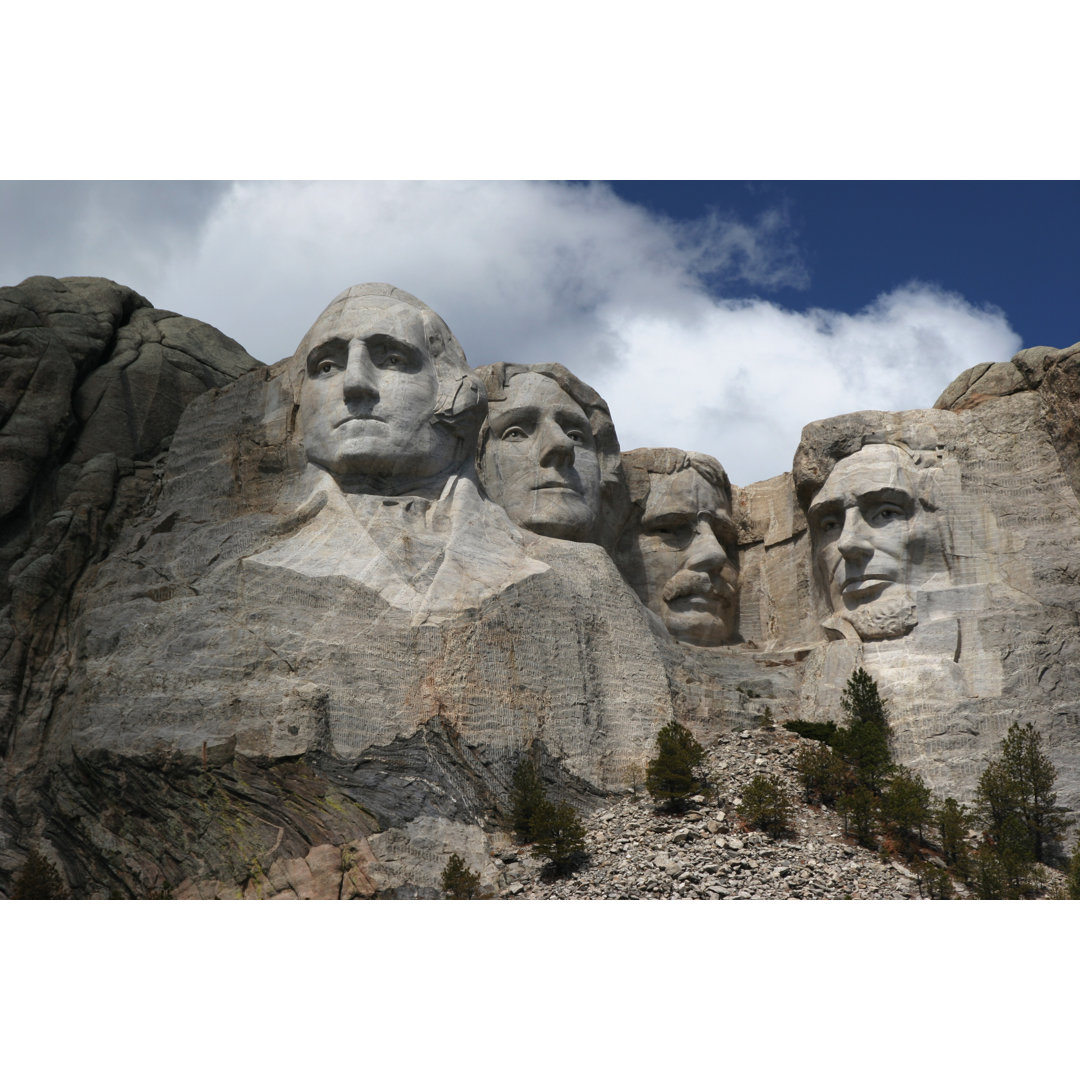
514,490,598,542
661,598,737,647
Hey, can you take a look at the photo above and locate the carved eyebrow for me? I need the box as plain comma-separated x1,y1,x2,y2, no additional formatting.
641,511,696,528
489,405,539,431
807,498,844,525
306,338,347,370
857,486,913,507
363,333,423,358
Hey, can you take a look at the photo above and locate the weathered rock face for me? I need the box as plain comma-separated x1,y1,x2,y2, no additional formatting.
2,275,1078,899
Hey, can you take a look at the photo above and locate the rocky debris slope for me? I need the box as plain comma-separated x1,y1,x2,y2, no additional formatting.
492,726,1064,900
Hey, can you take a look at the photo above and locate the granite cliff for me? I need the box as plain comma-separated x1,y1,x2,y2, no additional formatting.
1,276,1077,898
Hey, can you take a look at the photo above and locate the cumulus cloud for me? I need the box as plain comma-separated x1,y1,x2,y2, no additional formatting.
601,283,1021,483
0,180,1022,485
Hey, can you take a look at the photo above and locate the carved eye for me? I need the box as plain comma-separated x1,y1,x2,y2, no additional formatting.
650,524,694,548
872,504,905,525
501,427,528,442
383,353,404,369
317,359,338,376
818,516,841,535
566,429,586,444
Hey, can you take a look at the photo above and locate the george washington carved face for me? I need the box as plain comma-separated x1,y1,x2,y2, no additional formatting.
296,285,483,494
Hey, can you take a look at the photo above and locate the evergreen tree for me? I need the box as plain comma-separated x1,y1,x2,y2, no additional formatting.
511,759,548,842
645,720,707,811
880,766,934,846
531,801,587,874
738,776,792,838
441,853,482,899
795,742,851,807
12,850,69,900
936,797,971,870
975,722,1072,866
839,785,877,847
1065,836,1080,900
834,668,893,793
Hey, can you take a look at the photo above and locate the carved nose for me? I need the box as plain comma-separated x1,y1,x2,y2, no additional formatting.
685,520,727,571
837,510,873,559
536,421,575,467
343,343,379,402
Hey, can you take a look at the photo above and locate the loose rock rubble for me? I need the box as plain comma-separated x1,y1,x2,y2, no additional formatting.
495,727,952,900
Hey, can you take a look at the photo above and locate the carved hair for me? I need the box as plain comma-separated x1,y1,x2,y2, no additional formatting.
621,447,732,512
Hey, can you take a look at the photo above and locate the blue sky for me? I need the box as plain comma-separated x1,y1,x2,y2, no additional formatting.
608,181,1079,351
1,180,1074,486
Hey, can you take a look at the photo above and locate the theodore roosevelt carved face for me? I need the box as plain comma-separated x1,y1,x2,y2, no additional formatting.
297,284,483,494
619,448,739,647
807,443,945,640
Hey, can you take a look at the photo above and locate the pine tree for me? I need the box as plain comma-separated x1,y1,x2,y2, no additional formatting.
975,722,1072,867
12,849,70,900
738,775,792,838
936,797,970,870
1065,836,1080,900
794,742,850,807
834,668,893,793
441,853,482,899
511,759,548,842
839,784,877,847
881,766,934,846
645,720,707,811
531,801,587,873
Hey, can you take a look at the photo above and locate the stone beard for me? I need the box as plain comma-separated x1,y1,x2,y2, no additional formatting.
619,449,739,647
476,365,610,544
807,443,947,641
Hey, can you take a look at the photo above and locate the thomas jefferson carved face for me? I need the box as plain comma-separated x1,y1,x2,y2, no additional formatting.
630,465,739,646
479,371,602,542
299,296,458,488
807,444,938,639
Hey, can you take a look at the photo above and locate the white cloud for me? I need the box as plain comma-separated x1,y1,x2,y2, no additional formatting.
1,181,1022,485
601,284,1021,484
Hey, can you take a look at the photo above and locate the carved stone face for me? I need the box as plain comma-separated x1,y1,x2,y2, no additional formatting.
479,371,602,541
298,297,457,487
631,467,739,646
807,444,935,639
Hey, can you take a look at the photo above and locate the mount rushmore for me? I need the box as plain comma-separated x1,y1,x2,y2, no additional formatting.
2,275,1078,898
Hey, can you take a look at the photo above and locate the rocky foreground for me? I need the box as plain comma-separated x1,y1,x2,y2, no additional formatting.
489,726,1064,901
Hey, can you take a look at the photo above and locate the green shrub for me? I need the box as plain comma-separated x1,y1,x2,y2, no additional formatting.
784,719,839,745
645,720,707,811
12,850,69,900
441,853,482,899
738,776,793,838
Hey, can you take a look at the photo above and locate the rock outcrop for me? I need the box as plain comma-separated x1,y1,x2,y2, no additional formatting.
2,275,1078,899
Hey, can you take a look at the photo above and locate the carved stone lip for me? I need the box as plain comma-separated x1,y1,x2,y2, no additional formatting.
841,575,893,597
667,582,735,608
533,478,583,494
334,415,386,428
